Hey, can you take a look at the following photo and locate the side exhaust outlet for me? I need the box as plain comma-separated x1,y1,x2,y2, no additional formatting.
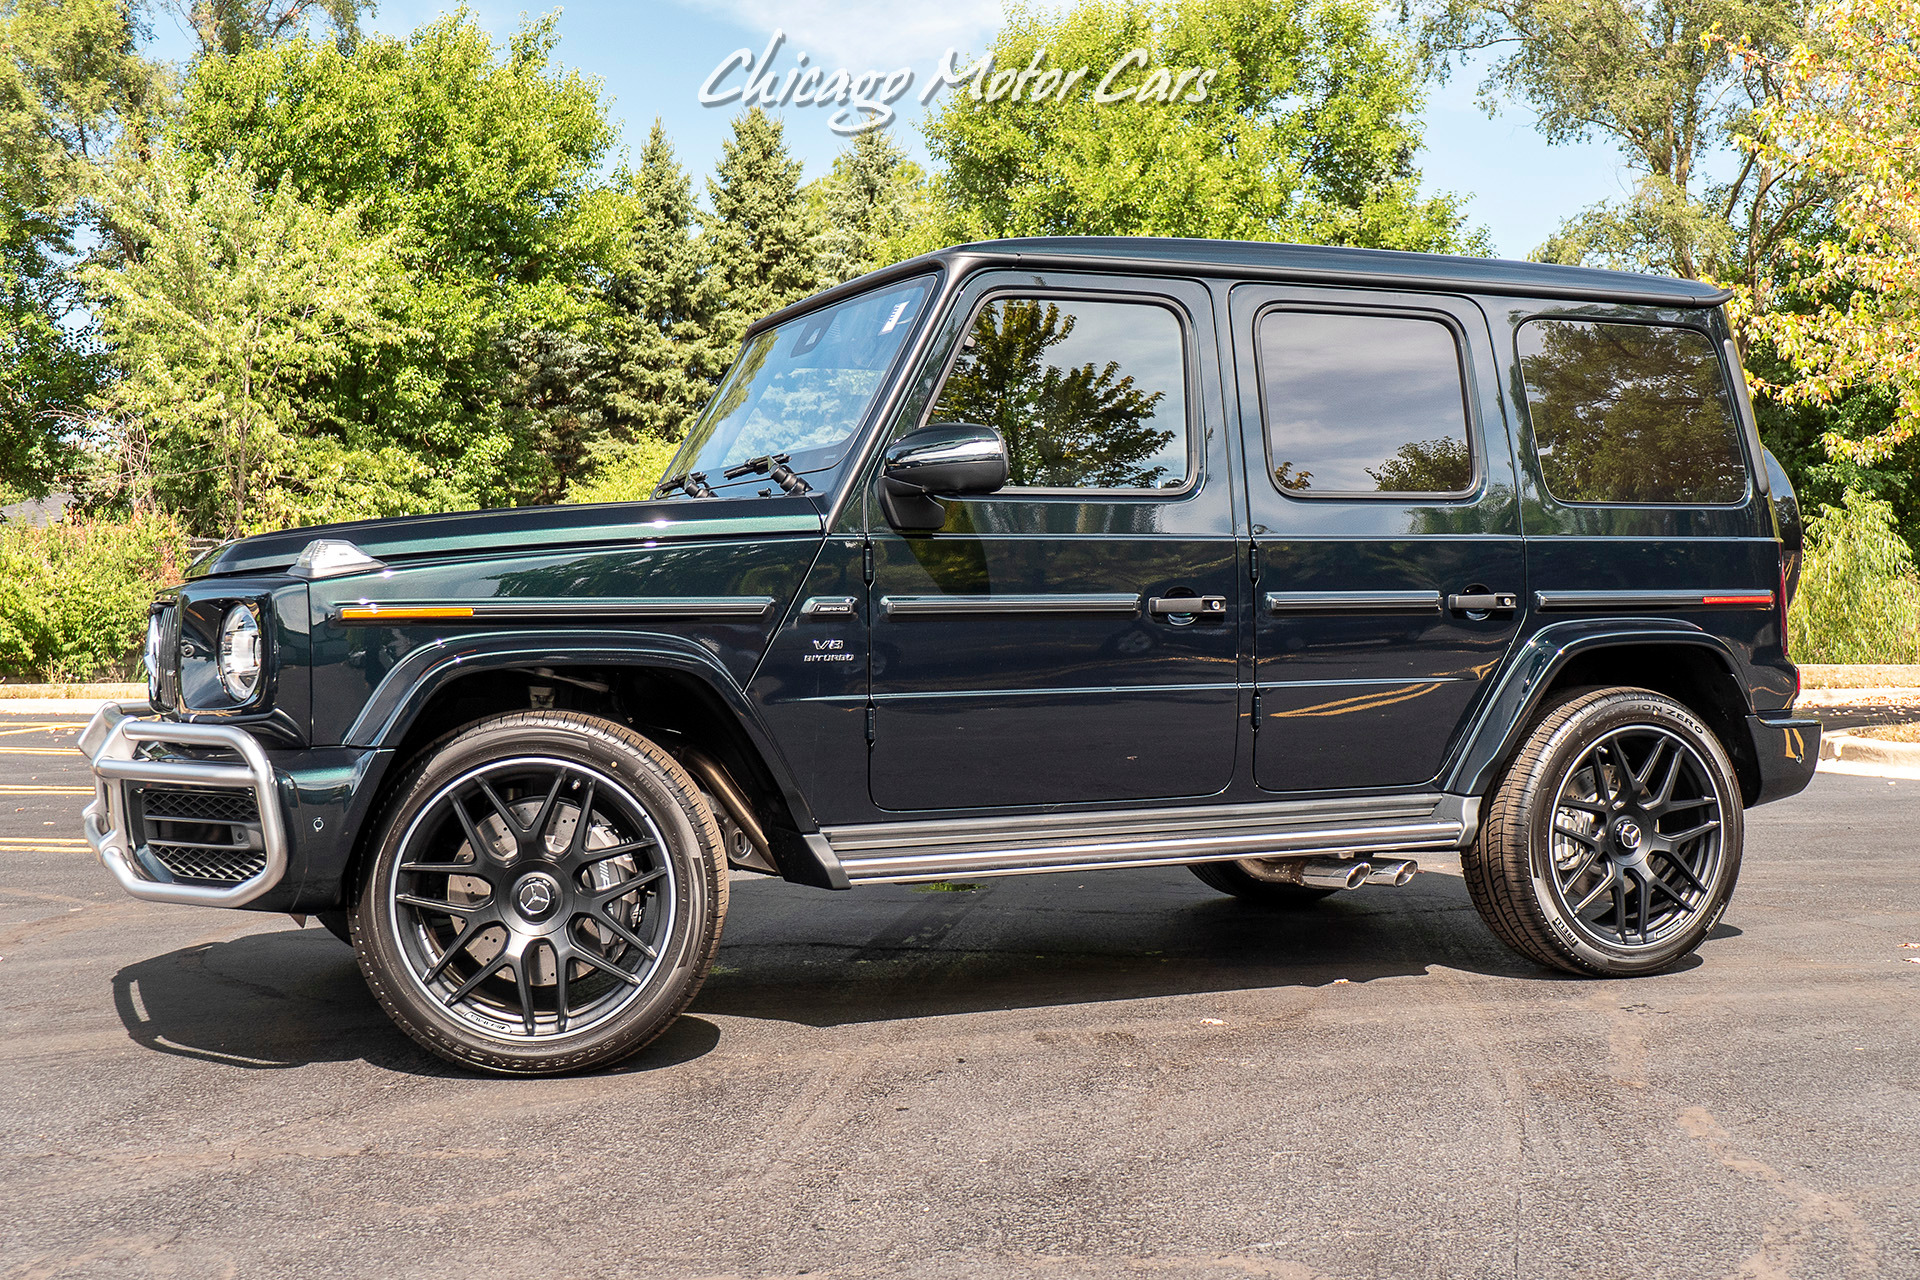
1363,858,1418,887
1297,857,1372,890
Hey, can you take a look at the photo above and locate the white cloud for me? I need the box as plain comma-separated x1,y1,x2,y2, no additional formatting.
675,0,1004,71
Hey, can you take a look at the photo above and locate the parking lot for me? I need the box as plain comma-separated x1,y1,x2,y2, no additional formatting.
2,706,1917,1279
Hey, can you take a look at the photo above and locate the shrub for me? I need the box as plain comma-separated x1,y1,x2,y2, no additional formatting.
1788,489,1920,664
0,515,191,682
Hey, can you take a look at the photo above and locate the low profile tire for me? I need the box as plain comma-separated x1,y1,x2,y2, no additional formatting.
350,711,728,1075
1463,688,1743,977
1189,860,1338,907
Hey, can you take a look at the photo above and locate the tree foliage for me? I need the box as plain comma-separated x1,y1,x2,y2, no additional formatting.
1737,0,1920,465
812,127,925,285
83,151,400,535
1413,0,1829,290
924,0,1484,252
703,108,821,350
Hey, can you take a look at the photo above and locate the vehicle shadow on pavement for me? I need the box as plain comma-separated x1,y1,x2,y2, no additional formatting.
109,927,723,1074
693,865,1612,1029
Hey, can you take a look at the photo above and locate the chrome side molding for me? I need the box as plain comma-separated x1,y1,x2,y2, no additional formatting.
333,596,778,624
883,593,1142,618
1266,590,1443,614
1533,589,1775,611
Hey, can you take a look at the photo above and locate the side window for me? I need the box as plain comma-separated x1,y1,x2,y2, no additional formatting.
928,296,1189,490
1256,310,1475,497
1517,318,1748,505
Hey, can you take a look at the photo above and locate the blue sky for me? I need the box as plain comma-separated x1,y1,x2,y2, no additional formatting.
147,0,1670,260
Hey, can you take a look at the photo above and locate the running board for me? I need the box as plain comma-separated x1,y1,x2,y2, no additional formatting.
824,793,1478,885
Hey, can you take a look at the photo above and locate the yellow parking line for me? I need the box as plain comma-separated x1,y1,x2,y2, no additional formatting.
0,747,80,755
0,785,94,795
0,840,90,850
0,724,85,736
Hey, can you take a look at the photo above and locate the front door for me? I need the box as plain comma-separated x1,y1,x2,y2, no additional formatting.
1232,285,1526,793
867,274,1240,812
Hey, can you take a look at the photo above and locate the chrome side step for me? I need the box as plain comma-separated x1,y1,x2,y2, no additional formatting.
823,794,1477,885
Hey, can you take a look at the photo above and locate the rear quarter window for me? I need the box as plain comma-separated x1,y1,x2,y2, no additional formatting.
1517,318,1749,505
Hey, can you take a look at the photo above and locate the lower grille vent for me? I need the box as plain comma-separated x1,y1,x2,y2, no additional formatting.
132,785,266,886
149,844,270,884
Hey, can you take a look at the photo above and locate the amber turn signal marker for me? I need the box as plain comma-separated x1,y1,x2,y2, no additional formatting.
339,605,475,621
1700,594,1773,606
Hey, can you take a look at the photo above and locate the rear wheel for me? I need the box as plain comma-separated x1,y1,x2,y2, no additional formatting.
1189,859,1338,907
351,711,727,1075
1463,688,1742,976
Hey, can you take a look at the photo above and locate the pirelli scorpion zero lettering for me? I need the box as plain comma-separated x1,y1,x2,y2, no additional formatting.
79,237,1818,1076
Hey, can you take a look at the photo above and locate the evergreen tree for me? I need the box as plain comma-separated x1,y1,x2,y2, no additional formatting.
703,108,820,354
570,121,720,501
813,128,925,286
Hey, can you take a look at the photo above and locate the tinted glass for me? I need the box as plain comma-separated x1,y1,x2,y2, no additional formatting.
1257,311,1473,495
672,276,932,487
929,297,1188,489
1517,319,1747,505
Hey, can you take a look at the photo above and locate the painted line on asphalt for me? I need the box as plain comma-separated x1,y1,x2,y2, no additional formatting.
0,747,81,756
0,785,93,796
0,724,86,736
0,840,90,850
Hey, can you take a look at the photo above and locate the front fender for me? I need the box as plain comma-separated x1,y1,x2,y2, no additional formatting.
342,628,819,833
1442,619,1753,801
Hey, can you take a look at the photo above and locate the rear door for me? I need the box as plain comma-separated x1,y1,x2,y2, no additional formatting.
866,272,1241,812
1231,285,1526,793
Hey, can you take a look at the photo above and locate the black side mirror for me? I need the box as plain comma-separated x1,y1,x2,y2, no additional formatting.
878,423,1009,531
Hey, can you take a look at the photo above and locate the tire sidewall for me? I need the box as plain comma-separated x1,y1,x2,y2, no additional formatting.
354,714,722,1073
1519,692,1744,976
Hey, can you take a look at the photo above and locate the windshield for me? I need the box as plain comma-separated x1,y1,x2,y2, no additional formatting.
663,275,935,496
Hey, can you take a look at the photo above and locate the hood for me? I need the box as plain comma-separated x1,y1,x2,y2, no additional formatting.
189,496,827,578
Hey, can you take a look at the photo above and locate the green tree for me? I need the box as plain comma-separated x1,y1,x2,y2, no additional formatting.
1411,0,1826,291
703,108,821,353
1367,436,1472,491
0,0,163,495
573,121,722,501
172,13,623,514
165,0,373,58
812,127,926,285
83,151,399,535
933,300,1174,488
921,0,1483,252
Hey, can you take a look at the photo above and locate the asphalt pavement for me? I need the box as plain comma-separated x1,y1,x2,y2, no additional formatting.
2,707,1917,1280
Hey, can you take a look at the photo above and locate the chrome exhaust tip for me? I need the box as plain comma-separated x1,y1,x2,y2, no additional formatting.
1299,857,1372,890
1363,858,1418,887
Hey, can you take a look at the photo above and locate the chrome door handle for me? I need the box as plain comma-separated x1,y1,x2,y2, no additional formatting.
1446,591,1518,614
1147,595,1227,618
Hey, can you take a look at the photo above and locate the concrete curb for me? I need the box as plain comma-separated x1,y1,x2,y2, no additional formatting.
0,683,142,701
1821,731,1920,769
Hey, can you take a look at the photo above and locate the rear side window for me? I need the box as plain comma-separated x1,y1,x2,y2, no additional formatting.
1256,310,1475,496
1517,319,1748,505
929,296,1189,490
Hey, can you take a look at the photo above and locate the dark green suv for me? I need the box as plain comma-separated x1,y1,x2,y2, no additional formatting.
80,237,1819,1074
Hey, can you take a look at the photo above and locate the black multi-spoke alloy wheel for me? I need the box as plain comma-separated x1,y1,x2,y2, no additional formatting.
1189,860,1337,906
1463,688,1743,977
352,712,727,1074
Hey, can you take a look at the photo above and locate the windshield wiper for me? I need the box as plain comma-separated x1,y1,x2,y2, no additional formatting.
653,470,715,499
724,454,805,491
721,453,813,495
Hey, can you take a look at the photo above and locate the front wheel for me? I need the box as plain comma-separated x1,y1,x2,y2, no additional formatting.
351,712,727,1074
1462,688,1743,977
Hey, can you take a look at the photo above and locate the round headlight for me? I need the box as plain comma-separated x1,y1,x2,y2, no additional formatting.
144,612,165,708
218,606,263,702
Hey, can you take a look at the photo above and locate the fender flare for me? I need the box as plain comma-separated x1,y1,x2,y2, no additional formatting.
1442,619,1752,800
342,628,820,835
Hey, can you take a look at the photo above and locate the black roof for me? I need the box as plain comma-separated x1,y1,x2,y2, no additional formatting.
752,235,1728,337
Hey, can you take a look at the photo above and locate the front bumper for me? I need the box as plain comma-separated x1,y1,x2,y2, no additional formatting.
78,701,290,907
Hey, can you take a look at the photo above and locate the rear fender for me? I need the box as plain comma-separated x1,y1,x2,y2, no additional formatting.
1444,620,1755,802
